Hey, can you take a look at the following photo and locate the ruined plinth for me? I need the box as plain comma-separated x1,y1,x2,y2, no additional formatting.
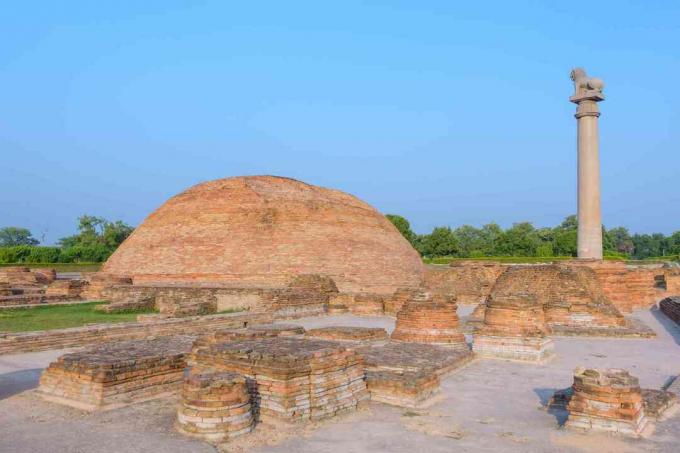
191,337,368,422
176,371,254,442
38,336,194,410
305,326,388,342
472,293,554,363
566,368,651,437
391,296,467,349
358,342,473,408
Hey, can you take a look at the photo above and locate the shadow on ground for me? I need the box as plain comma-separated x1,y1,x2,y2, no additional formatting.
0,369,43,400
534,387,569,426
649,306,680,346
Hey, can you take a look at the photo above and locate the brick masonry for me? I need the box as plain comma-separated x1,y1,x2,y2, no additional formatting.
101,176,423,295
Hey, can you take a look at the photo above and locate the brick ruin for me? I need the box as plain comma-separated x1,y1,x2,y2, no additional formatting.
565,368,651,437
472,292,555,363
423,261,505,304
101,176,423,296
391,294,468,349
0,266,77,307
191,337,369,422
305,326,388,342
659,296,680,325
176,371,254,442
471,264,657,343
38,336,195,410
359,342,473,408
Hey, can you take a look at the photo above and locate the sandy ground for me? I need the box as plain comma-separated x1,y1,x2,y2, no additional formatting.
1,306,679,453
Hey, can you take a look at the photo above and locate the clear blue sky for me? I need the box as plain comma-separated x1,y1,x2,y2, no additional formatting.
2,1,679,244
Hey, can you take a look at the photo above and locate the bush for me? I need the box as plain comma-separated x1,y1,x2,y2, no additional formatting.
0,246,63,263
59,244,113,263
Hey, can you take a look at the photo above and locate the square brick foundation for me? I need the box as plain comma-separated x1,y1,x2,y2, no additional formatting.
38,336,195,411
472,335,555,363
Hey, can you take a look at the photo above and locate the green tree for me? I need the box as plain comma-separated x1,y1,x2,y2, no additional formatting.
496,222,541,256
0,227,39,246
59,215,133,249
606,227,634,256
453,225,484,258
420,227,458,257
385,214,418,248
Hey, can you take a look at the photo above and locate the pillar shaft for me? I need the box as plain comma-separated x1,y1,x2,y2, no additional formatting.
576,101,602,259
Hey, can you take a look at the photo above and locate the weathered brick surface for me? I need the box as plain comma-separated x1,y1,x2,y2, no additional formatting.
81,273,132,300
38,336,195,411
102,176,423,295
391,295,467,348
191,337,369,422
659,296,680,325
566,368,650,437
569,260,665,313
666,271,680,294
306,326,388,342
101,273,338,318
0,267,40,286
45,280,85,298
423,261,505,305
176,371,254,442
358,342,473,407
0,311,273,355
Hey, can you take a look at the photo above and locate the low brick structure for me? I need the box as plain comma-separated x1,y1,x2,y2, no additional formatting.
659,296,680,325
176,371,254,442
81,273,133,300
423,261,506,305
473,292,554,363
565,368,650,437
347,294,385,316
192,337,368,422
358,342,473,407
391,295,467,349
45,280,86,298
0,311,273,355
101,274,338,319
383,288,419,316
305,326,388,342
0,266,40,286
38,336,195,411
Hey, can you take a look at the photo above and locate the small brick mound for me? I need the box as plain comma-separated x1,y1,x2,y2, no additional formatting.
82,273,132,300
391,296,467,348
659,296,680,325
473,293,554,363
358,342,473,407
365,370,439,408
192,337,369,422
38,336,195,411
176,371,254,442
566,368,650,437
348,294,385,316
305,326,388,342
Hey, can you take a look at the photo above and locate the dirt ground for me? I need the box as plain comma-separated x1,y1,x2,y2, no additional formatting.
1,306,679,453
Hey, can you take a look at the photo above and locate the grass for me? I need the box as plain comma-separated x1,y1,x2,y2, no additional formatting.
0,302,156,333
0,262,103,272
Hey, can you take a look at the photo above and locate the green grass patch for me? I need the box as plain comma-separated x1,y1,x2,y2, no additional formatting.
0,262,102,272
0,302,156,333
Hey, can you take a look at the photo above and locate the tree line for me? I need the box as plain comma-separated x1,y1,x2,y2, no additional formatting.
0,216,133,263
386,214,680,260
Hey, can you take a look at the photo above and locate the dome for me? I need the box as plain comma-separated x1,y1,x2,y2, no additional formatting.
102,176,423,294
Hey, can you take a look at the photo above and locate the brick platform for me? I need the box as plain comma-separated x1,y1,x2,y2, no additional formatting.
423,261,505,305
391,296,467,349
0,311,273,355
192,337,369,422
565,368,651,437
358,342,473,407
305,326,388,342
176,371,254,442
38,336,195,411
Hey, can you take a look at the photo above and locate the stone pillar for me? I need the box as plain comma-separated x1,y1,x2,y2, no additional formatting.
570,68,605,260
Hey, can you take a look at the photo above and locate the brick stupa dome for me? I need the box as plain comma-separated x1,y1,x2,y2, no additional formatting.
102,176,423,294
